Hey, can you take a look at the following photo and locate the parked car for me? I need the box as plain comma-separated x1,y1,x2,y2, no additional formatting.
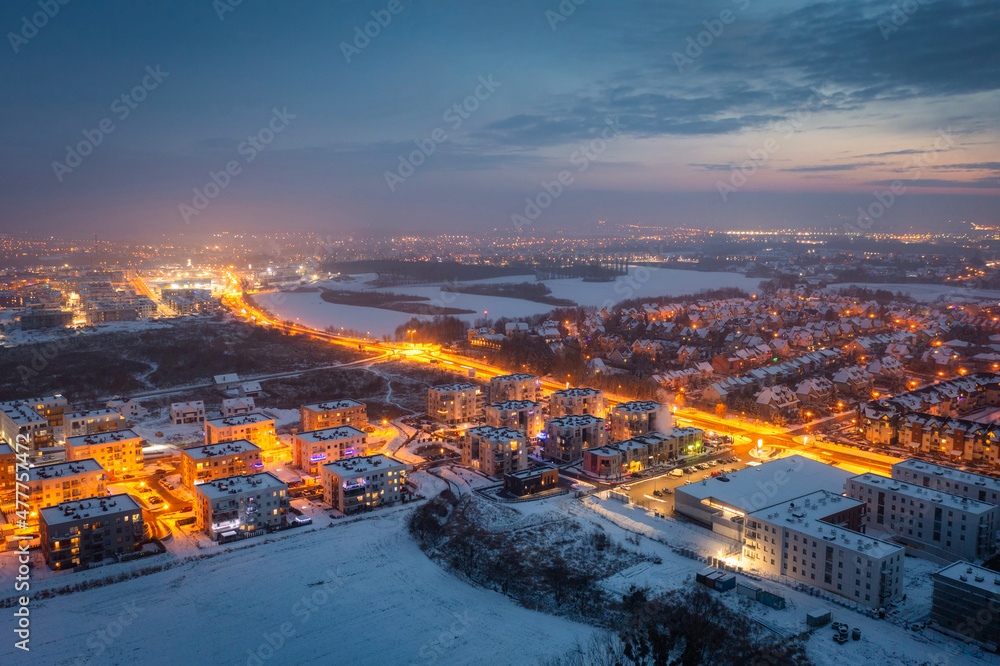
663,487,673,494
653,490,663,497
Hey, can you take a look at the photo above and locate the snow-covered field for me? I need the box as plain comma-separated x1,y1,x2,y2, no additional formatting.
258,268,761,337
828,282,1000,304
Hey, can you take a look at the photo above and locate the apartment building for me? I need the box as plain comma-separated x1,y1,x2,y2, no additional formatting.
743,490,904,609
221,398,256,418
489,373,540,402
291,426,367,475
300,399,368,432
180,439,262,488
608,400,671,441
932,561,1000,645
427,384,484,424
64,408,126,439
65,429,143,479
194,472,289,540
1,401,51,451
543,414,607,463
18,395,69,431
897,413,1000,464
40,493,144,570
464,425,527,477
204,413,275,448
548,387,606,419
171,401,206,425
485,400,543,439
582,429,704,478
26,458,106,512
321,455,408,514
0,443,14,496
892,458,1000,505
848,473,997,562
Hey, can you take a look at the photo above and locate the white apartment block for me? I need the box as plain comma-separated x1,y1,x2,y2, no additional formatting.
609,400,671,441
892,458,1000,506
549,387,606,419
543,414,607,463
65,429,143,478
291,426,367,475
489,373,540,402
204,413,275,448
180,439,262,488
194,472,289,540
26,458,107,512
464,425,527,477
321,454,408,515
744,490,905,609
171,401,206,425
848,473,997,562
427,384,484,424
485,400,543,438
64,408,127,439
221,398,256,418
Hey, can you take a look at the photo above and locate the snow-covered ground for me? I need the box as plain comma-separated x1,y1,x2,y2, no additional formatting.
828,282,1000,304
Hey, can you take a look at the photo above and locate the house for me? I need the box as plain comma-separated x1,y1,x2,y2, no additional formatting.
106,398,147,419
171,401,206,425
239,381,263,398
221,398,256,418
832,365,874,397
214,373,241,390
795,377,835,407
755,386,800,418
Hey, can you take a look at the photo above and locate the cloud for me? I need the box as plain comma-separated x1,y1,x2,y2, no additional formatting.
781,162,885,172
865,178,1000,189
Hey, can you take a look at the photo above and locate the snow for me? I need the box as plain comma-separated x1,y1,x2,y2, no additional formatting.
828,282,1000,304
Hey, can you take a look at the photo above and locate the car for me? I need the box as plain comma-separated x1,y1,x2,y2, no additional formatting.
663,487,673,494
709,460,718,467
653,490,663,497
711,471,719,477
148,497,164,505
683,467,694,474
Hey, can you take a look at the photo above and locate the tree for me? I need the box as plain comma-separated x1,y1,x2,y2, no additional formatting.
715,403,727,418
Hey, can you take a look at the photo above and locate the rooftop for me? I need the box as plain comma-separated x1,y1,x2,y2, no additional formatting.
181,439,261,460
491,373,539,383
552,387,602,398
194,472,286,499
65,408,121,420
546,414,605,428
892,458,1000,494
487,400,540,411
506,465,556,480
40,493,141,526
205,413,273,427
66,429,141,447
850,473,995,514
429,383,480,392
0,443,14,455
302,399,365,411
935,561,1000,594
0,403,46,425
613,400,663,413
467,425,525,441
294,426,366,442
28,458,104,481
323,454,407,476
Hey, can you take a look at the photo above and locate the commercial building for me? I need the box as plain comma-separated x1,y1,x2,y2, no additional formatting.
64,408,127,439
463,425,527,477
847,473,997,562
543,414,607,463
171,401,206,425
65,429,143,479
194,472,289,540
204,413,275,449
489,373,540,402
548,387,606,419
582,429,703,479
892,458,1000,505
300,399,368,432
504,466,559,497
427,383,484,424
743,490,904,609
291,426,367,475
485,400,543,439
40,493,144,570
932,561,1000,645
609,401,672,441
180,439,262,488
26,458,106,512
320,455,408,514
674,455,853,540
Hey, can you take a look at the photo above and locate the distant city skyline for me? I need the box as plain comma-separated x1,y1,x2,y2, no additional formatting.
0,0,997,238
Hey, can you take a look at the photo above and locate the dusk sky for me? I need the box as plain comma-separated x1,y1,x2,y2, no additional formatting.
1,0,998,238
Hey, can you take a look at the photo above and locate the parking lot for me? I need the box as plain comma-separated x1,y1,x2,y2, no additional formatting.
620,452,748,510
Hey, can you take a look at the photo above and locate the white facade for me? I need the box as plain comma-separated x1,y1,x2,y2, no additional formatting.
321,455,408,514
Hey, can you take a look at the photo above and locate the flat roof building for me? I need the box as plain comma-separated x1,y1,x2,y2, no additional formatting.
0,401,51,451
464,425,527,478
27,458,106,512
609,401,671,441
64,408,126,439
583,428,704,480
485,400,543,439
932,561,1000,645
427,384,483,424
291,426,367,475
180,439,262,488
204,413,275,449
0,443,14,496
504,465,558,497
549,387,606,419
65,429,143,479
489,373,540,403
300,399,367,432
320,455,408,515
40,493,144,570
543,414,607,464
194,472,289,540
892,458,1000,506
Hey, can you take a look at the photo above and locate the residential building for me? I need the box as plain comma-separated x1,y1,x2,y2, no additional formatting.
106,398,147,419
291,426,367,474
464,425,527,477
239,381,263,398
221,398,256,418
26,458,106,512
0,401,51,451
543,414,607,463
64,408,126,439
891,458,1000,505
504,466,559,497
65,429,143,478
489,373,540,402
755,386,801,418
204,413,275,449
170,401,206,425
320,454,408,514
743,491,904,609
194,472,289,540
549,387,606,418
609,401,671,441
847,473,997,562
0,443,14,496
180,439,262,488
213,373,240,390
427,384,484,424
40,493,144,570
300,399,367,432
582,428,704,479
932,561,1000,645
485,400,543,438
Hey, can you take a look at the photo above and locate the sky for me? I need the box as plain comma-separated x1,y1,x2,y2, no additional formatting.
0,0,997,239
